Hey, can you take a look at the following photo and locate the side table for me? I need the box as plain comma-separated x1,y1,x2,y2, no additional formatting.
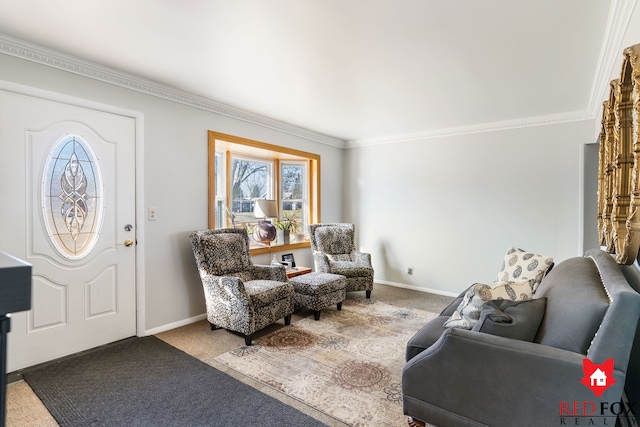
286,266,312,278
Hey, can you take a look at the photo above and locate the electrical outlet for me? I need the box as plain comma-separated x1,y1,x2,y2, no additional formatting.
406,266,413,275
148,207,157,221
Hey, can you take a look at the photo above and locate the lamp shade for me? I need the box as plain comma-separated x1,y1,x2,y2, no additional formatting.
254,199,278,218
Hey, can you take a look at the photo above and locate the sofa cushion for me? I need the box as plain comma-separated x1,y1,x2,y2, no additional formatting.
533,256,609,354
472,298,547,341
496,247,554,293
443,280,533,329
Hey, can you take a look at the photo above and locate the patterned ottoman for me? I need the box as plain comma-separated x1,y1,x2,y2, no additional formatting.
289,272,347,320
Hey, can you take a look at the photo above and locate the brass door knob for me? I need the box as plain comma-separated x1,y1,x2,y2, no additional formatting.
124,239,134,247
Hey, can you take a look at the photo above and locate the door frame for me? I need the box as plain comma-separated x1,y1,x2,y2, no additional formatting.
0,79,146,337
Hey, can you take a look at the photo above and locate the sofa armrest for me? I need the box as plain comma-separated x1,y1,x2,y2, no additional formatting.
440,297,462,317
402,328,626,427
440,286,471,316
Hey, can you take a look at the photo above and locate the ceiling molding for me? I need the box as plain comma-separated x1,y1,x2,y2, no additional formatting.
345,110,593,148
587,0,637,117
0,33,346,149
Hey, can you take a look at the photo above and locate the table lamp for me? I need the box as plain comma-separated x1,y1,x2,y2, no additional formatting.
253,199,278,250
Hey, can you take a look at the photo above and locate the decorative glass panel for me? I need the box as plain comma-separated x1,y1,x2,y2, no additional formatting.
42,134,104,259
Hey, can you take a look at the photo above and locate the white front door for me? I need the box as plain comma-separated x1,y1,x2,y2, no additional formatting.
0,89,137,372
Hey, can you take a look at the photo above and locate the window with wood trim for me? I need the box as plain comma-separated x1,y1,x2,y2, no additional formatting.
208,131,320,255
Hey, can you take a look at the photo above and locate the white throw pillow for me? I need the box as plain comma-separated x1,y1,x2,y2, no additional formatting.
444,280,533,330
496,247,553,293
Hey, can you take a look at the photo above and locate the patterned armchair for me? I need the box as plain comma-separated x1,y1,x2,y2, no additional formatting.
308,223,374,298
189,228,294,345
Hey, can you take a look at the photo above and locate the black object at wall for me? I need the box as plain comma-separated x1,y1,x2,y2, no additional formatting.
0,252,32,427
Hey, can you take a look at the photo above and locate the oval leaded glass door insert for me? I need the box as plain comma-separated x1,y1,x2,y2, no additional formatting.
42,134,104,259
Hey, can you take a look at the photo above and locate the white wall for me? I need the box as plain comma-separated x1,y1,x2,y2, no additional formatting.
0,53,344,332
344,120,595,296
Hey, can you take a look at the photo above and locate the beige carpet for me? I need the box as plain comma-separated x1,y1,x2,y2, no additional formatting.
213,298,439,427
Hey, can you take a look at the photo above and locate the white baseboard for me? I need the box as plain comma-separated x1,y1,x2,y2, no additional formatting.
375,280,459,298
144,313,207,336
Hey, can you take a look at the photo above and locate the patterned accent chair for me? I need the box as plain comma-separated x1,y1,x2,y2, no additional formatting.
189,228,294,346
308,223,374,298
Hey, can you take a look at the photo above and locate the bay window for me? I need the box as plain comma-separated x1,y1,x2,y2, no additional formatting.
208,131,320,255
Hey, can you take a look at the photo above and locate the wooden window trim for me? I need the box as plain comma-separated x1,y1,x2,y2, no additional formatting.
208,131,321,255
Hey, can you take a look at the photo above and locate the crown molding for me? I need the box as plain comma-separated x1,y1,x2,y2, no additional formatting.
0,33,346,149
346,110,593,148
587,0,637,117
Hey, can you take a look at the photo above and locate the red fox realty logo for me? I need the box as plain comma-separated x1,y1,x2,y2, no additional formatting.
559,358,637,425
580,358,616,397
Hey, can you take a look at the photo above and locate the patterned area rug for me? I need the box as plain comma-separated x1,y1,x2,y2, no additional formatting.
214,298,438,427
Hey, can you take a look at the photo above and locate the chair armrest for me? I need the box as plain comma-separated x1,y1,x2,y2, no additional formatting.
313,252,331,272
251,264,288,281
202,275,251,311
353,251,372,268
402,328,626,427
201,275,250,306
201,275,255,335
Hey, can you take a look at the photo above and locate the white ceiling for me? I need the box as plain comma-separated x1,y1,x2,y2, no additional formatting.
0,0,621,144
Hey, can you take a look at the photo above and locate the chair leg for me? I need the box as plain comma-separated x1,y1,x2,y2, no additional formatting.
313,310,320,321
209,321,220,331
244,334,253,346
366,290,372,299
337,302,343,311
284,315,292,325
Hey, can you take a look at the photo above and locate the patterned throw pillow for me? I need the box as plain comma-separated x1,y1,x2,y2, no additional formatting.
496,247,553,293
443,280,533,330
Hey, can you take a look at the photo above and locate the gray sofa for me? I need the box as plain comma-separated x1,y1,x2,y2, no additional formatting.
402,248,640,427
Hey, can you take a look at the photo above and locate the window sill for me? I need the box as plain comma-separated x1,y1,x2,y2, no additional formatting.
249,240,310,256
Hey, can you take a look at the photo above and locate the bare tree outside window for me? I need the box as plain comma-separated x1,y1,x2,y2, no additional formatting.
282,165,302,199
281,163,305,232
231,158,271,224
232,159,268,199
